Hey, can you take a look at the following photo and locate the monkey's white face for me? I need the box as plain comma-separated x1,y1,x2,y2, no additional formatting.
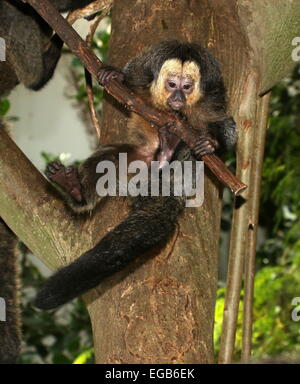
150,59,202,111
164,75,195,110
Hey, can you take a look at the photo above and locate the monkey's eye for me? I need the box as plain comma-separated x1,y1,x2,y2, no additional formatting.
182,83,194,94
168,81,176,88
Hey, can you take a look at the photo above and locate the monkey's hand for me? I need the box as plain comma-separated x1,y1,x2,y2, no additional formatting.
97,65,125,86
46,162,83,203
192,136,220,158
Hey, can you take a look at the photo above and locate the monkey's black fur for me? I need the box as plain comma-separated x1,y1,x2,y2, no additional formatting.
123,40,236,151
124,40,226,113
35,40,237,310
0,0,95,96
35,196,184,309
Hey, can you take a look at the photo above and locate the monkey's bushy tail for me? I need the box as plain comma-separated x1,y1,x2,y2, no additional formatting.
0,219,21,364
34,196,183,310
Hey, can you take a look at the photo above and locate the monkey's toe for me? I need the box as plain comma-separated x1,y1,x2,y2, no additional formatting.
46,162,72,192
46,161,65,179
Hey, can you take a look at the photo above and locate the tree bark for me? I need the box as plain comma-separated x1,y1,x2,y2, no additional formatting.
85,0,227,364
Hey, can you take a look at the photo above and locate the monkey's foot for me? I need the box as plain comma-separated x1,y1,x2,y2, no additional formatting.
97,65,125,86
192,136,219,158
46,162,83,202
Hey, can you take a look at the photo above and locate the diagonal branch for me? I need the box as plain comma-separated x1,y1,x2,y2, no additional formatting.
22,0,246,196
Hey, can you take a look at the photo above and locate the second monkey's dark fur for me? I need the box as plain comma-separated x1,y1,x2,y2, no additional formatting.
0,0,95,96
35,40,237,310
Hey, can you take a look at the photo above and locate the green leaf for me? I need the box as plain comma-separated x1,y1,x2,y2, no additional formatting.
73,349,94,364
0,99,10,116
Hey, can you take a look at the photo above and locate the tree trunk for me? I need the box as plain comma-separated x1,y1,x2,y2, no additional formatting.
86,0,226,364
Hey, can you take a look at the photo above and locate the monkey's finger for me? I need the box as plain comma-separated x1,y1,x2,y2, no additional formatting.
98,66,124,86
193,144,215,157
194,143,215,151
193,141,215,150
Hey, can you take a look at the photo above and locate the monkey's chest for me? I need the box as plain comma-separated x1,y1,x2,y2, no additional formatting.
127,114,160,159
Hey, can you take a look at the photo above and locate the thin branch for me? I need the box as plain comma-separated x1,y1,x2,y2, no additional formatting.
218,76,271,363
241,92,271,361
22,0,247,196
85,5,112,141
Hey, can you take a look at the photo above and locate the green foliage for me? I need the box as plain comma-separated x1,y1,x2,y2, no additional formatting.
0,99,10,116
260,65,300,252
73,348,94,364
19,251,94,364
214,261,300,360
252,264,300,357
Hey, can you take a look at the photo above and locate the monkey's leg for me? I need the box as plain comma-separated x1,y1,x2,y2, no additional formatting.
46,145,140,213
157,123,181,166
0,220,21,364
34,195,184,310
